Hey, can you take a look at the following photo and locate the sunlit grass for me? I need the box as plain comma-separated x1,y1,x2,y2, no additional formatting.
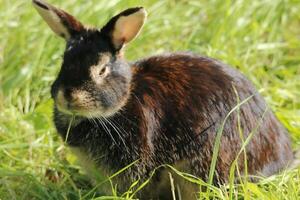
0,0,299,199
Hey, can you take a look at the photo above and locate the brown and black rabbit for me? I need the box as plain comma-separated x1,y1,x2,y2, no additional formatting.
33,0,294,199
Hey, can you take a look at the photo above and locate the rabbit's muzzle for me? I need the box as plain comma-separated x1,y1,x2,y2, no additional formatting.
54,88,93,115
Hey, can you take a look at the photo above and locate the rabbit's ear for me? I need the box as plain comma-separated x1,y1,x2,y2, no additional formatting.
101,7,147,50
32,0,84,40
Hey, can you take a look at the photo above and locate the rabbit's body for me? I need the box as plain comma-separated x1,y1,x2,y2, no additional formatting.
54,53,293,198
32,0,293,199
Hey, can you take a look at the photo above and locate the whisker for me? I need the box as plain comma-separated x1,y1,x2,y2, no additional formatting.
108,118,129,138
95,117,119,147
102,117,129,153
88,114,98,127
116,112,138,128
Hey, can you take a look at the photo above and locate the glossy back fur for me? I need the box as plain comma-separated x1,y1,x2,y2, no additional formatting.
33,1,293,199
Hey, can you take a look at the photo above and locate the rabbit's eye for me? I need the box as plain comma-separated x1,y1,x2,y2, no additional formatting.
99,66,107,76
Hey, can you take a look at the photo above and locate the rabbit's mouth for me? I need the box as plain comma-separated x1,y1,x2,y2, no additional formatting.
55,101,83,116
55,93,93,117
56,103,120,119
54,88,125,118
55,99,102,118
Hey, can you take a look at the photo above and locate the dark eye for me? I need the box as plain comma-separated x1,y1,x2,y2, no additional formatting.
99,66,107,76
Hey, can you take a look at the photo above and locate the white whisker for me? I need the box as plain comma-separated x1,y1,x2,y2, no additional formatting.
102,117,129,153
95,117,119,147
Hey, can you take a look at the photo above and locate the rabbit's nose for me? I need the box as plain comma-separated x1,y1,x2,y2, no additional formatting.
70,90,90,105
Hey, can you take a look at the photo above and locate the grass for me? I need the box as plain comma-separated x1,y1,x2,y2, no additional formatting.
0,0,300,199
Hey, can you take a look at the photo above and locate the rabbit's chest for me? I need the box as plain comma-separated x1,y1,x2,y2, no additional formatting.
70,147,110,176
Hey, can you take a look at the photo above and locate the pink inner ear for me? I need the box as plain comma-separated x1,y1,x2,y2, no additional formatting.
111,9,147,47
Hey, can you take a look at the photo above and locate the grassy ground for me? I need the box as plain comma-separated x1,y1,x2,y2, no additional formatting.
0,0,300,199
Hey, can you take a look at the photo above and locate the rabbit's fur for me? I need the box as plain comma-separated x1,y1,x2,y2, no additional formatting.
33,0,294,199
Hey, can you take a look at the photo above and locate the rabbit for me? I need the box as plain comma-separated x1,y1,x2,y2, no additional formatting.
33,0,294,199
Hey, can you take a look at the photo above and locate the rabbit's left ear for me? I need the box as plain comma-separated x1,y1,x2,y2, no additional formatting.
101,7,147,50
32,0,84,40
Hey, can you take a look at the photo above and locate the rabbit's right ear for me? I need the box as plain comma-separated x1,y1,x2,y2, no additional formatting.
32,0,84,40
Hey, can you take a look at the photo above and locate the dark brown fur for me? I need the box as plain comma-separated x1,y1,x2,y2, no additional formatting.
53,53,293,199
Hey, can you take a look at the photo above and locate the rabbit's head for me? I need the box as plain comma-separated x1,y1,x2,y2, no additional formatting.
33,0,146,118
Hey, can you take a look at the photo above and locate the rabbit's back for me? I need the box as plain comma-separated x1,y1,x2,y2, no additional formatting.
130,53,293,184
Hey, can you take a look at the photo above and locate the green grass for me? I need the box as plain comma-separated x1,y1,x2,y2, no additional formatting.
0,0,300,199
